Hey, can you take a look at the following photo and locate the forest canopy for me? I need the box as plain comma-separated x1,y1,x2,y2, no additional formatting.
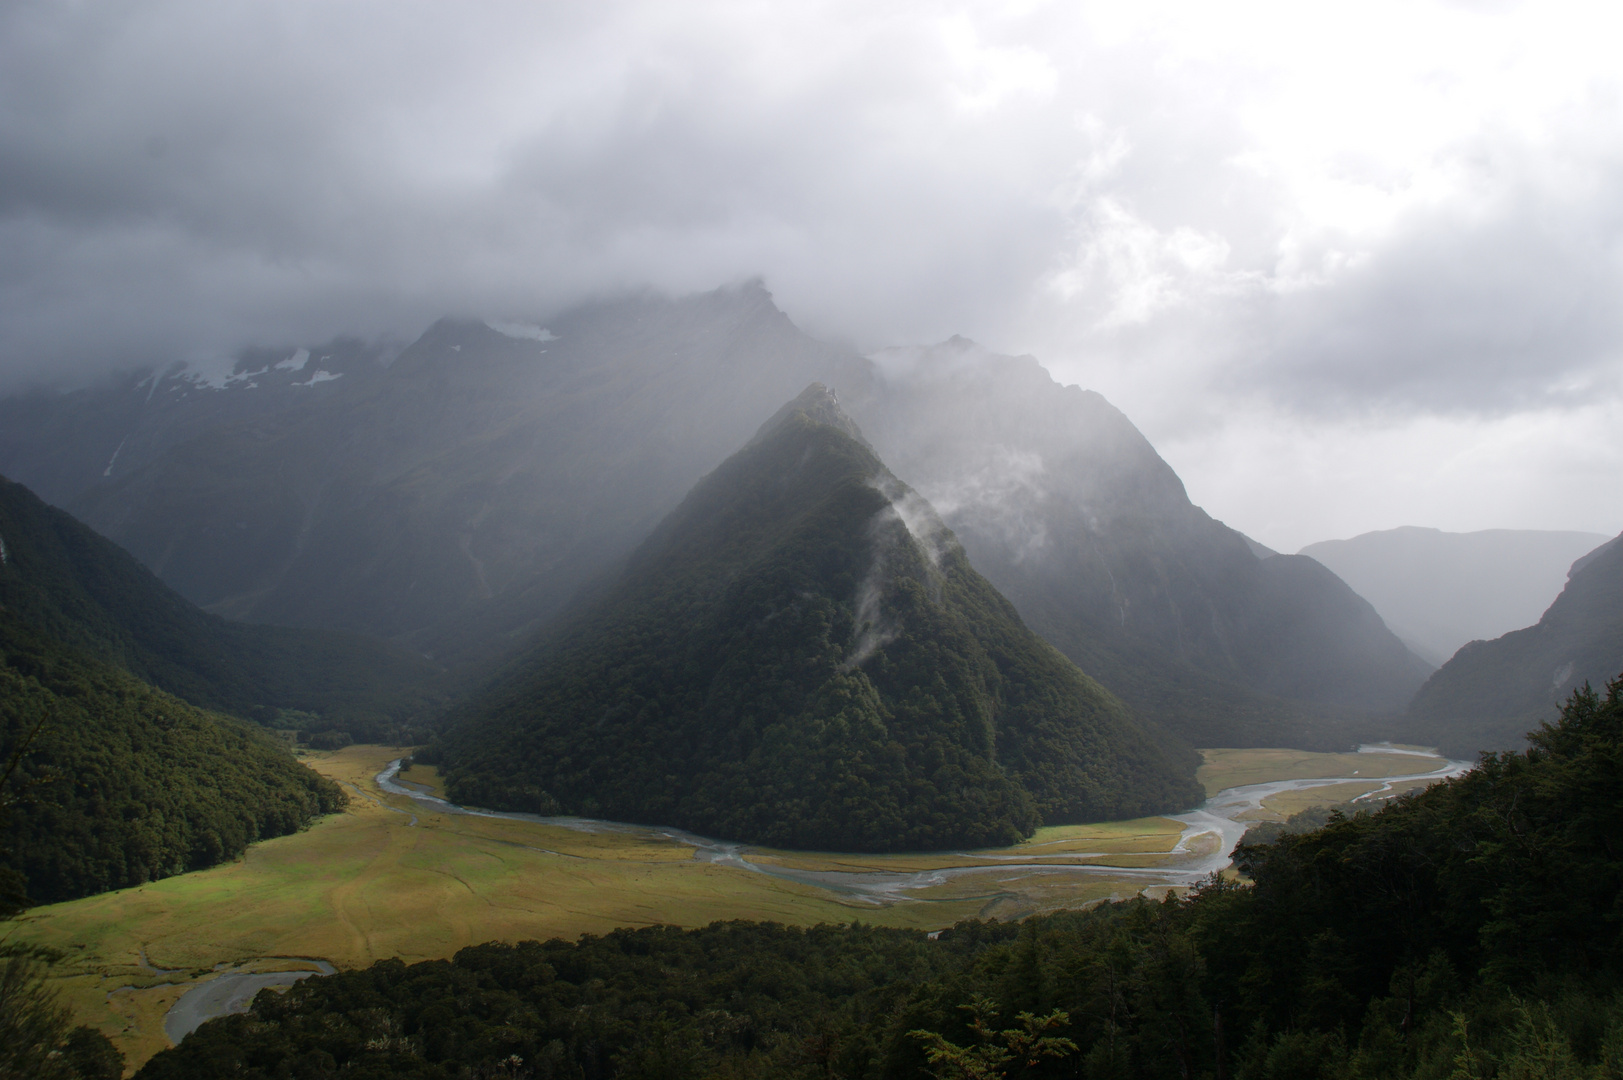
0,619,345,905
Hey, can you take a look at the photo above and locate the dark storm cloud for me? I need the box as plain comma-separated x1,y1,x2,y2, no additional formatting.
0,0,1076,385
1,0,1620,457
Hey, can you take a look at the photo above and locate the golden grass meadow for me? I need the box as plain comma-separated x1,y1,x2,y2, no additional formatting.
10,742,1450,1072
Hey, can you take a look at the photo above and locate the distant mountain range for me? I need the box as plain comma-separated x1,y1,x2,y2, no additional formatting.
15,291,872,665
1301,527,1610,665
434,386,1203,849
1407,531,1623,755
0,284,1433,751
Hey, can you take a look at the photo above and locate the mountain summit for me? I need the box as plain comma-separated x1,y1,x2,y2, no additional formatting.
435,385,1201,850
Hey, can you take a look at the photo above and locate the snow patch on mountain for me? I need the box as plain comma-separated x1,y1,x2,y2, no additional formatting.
487,321,558,342
180,357,239,390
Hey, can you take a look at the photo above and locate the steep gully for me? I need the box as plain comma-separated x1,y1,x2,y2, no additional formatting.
165,748,1468,1042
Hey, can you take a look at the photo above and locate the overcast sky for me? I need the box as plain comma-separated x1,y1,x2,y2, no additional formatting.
2,0,1620,550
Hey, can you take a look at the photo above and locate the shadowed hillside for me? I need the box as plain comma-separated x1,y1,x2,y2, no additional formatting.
1407,531,1623,755
0,616,345,905
0,475,445,737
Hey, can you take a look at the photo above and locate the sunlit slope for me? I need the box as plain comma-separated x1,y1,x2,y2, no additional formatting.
435,386,1202,850
0,474,444,732
1408,532,1623,754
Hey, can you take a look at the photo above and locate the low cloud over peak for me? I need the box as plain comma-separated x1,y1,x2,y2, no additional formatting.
2,0,1619,543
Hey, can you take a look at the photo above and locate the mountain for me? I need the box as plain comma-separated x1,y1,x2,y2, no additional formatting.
0,336,396,509
1406,531,1623,755
841,338,1433,747
1301,526,1611,665
0,475,444,737
0,286,1429,747
42,287,871,663
433,386,1202,850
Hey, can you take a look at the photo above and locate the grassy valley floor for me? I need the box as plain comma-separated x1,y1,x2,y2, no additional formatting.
11,742,1454,1073
1196,744,1456,818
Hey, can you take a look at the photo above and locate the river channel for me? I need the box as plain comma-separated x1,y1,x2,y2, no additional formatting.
164,746,1469,1043
374,746,1471,902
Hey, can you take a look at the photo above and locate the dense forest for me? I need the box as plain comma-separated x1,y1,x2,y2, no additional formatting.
139,676,1623,1078
0,617,346,904
0,474,446,741
433,387,1200,851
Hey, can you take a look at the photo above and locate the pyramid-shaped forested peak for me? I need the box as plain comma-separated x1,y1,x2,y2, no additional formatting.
436,393,1201,851
747,382,870,448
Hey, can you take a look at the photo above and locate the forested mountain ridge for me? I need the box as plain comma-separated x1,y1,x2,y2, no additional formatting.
434,385,1202,850
0,474,444,737
1407,529,1623,755
0,615,345,905
0,475,381,905
139,676,1623,1080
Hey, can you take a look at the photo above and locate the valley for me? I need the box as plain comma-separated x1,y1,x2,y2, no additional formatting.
0,301,1606,1080
11,742,1459,1072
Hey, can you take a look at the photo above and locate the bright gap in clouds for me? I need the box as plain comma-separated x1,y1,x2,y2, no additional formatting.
1155,401,1623,554
0,0,1620,544
1023,1,1623,544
